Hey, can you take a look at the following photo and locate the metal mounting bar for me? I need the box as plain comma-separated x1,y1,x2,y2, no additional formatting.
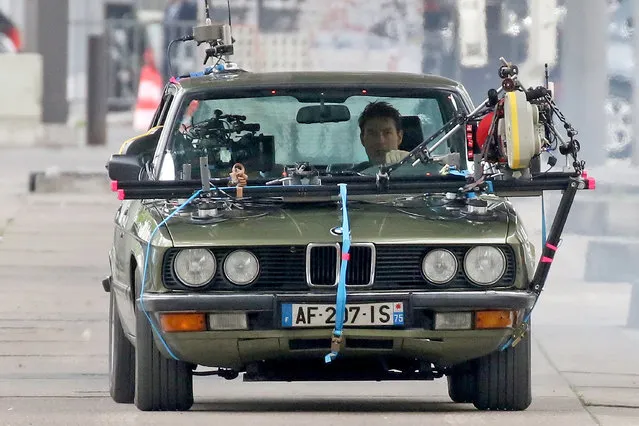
529,177,581,295
114,174,593,201
110,174,468,191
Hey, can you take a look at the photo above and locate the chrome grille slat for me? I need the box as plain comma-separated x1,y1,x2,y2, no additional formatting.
306,243,340,287
345,244,375,287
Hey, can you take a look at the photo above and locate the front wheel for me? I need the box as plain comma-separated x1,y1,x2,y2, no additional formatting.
109,289,135,403
446,366,476,403
473,324,532,411
133,267,194,411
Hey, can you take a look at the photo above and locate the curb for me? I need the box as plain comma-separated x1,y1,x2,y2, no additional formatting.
28,170,111,194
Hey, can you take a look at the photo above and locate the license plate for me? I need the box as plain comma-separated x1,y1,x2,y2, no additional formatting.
281,302,404,328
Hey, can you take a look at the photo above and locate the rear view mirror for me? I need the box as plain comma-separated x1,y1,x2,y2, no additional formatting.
296,104,351,124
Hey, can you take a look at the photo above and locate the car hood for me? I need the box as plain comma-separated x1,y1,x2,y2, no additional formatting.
157,197,514,247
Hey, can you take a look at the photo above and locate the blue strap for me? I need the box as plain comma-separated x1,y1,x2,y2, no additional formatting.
139,189,203,360
325,184,350,363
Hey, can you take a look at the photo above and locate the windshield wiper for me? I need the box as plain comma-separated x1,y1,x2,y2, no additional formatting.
326,170,367,177
265,163,369,186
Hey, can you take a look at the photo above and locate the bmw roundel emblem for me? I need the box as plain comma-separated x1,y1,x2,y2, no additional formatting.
330,227,343,236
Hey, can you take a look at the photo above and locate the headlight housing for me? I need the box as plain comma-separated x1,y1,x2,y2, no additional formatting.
422,249,458,285
464,246,506,286
173,248,217,287
223,250,260,286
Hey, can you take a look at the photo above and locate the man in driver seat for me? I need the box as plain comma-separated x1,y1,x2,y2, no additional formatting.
358,101,410,165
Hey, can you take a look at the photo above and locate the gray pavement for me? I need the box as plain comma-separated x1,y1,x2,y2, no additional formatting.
0,123,638,424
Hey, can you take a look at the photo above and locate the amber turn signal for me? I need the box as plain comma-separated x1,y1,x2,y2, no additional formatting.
160,313,207,332
475,311,514,329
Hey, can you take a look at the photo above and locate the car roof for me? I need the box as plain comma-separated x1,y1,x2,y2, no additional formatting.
173,70,464,93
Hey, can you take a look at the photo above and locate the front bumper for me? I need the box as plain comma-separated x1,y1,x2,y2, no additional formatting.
138,290,535,369
140,290,535,312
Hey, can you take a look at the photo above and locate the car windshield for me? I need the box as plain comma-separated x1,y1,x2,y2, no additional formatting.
157,87,468,181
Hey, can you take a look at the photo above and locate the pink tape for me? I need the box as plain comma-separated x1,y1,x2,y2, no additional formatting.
541,256,553,263
169,76,178,84
110,181,119,192
581,170,596,190
342,253,350,261
117,189,125,201
546,243,558,251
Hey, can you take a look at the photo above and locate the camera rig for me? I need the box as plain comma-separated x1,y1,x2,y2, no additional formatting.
111,57,595,208
380,57,585,183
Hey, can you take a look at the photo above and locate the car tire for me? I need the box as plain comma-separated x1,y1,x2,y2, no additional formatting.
473,325,532,411
109,288,135,403
446,367,476,403
133,267,194,411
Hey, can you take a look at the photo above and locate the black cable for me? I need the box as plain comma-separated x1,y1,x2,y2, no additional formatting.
167,35,195,78
167,39,178,78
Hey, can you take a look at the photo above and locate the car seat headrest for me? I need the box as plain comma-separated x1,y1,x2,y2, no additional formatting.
399,116,424,152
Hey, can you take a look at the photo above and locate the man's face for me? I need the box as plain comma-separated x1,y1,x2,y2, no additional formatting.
360,117,403,164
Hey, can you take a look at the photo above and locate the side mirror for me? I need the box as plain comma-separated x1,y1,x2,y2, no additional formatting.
107,154,144,181
108,127,162,182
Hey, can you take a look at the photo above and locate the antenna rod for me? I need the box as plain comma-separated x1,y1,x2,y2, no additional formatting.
204,0,211,23
544,63,549,89
227,0,233,29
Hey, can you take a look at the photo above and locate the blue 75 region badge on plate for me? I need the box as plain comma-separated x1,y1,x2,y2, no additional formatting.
281,302,404,328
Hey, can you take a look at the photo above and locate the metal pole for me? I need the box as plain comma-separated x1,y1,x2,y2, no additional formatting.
25,0,69,123
197,0,209,68
560,0,607,169
87,34,108,146
633,0,639,166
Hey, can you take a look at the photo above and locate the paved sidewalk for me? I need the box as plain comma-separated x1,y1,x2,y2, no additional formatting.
0,123,138,234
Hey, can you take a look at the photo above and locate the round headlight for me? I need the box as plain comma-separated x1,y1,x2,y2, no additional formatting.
173,249,217,287
464,246,506,286
223,250,259,286
422,249,458,285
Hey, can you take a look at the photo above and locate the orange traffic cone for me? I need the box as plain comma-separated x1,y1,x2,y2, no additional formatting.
133,49,163,131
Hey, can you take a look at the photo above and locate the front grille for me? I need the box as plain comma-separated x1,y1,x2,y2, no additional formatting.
163,246,307,291
307,243,375,287
374,244,517,289
163,244,517,292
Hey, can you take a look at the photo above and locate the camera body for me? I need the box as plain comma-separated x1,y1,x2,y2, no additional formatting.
174,110,275,176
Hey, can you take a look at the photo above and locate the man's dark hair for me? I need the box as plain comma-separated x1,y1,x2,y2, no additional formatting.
358,101,402,132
